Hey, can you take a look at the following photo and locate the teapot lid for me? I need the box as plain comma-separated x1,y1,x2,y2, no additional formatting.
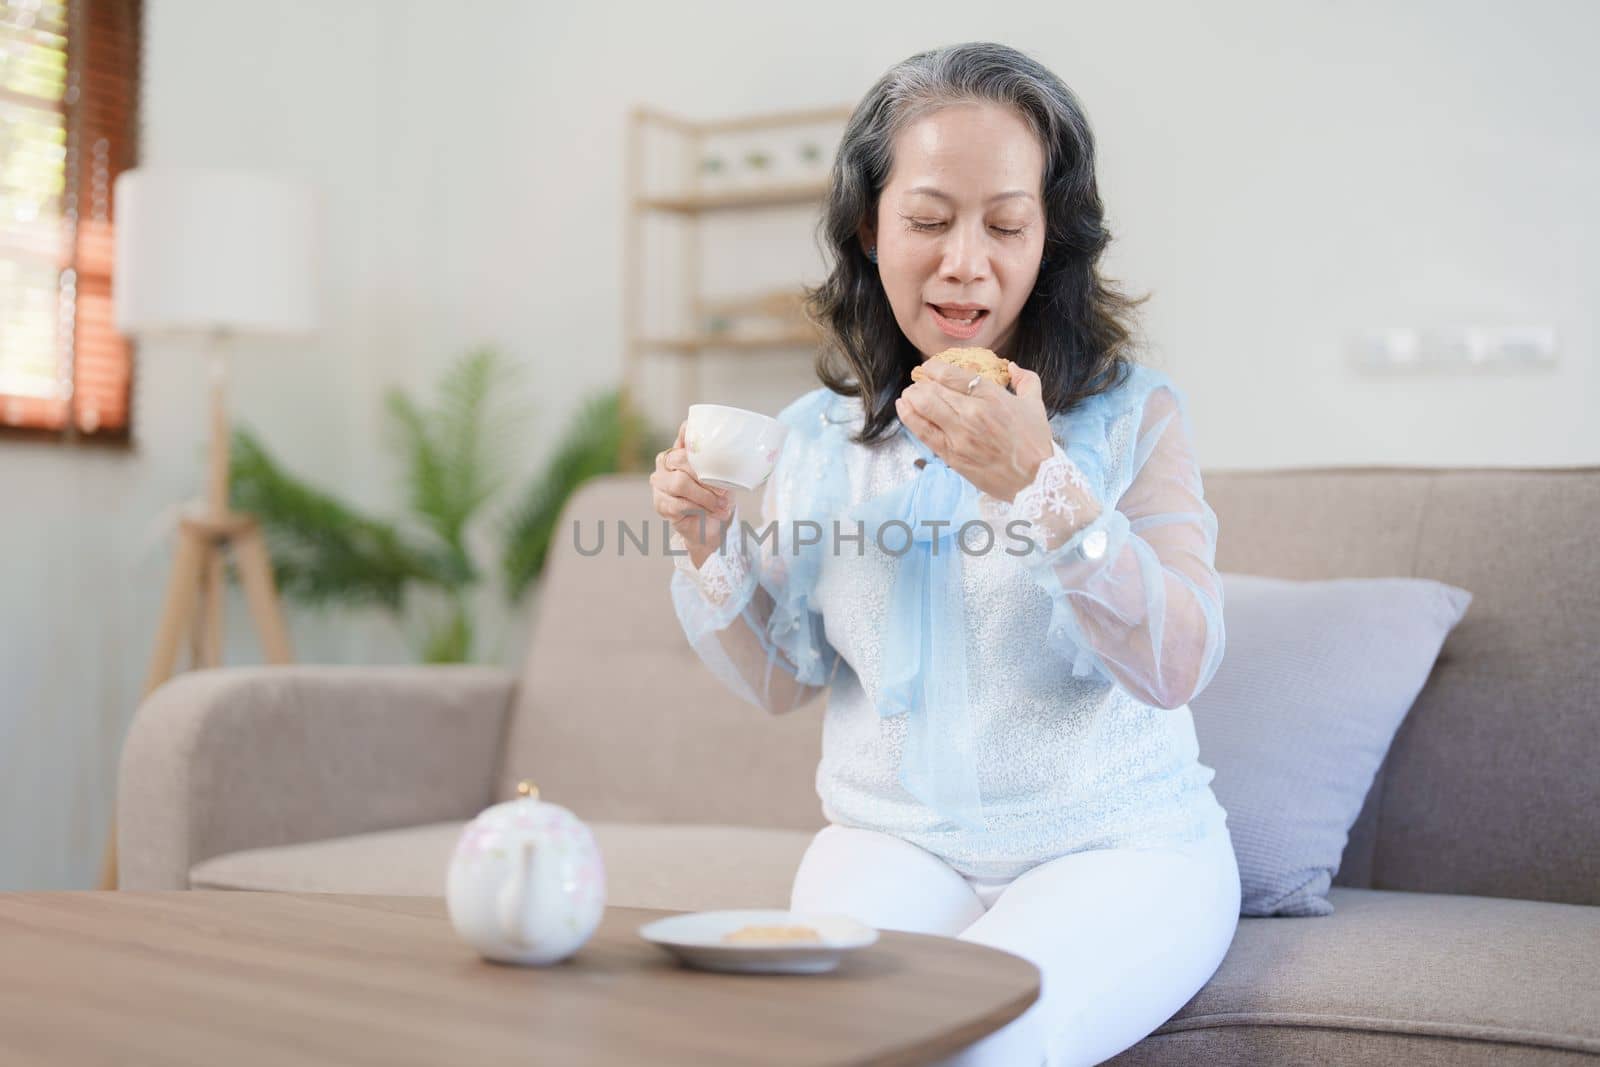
516,780,540,802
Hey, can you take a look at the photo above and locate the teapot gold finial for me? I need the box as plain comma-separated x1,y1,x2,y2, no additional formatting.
516,780,539,801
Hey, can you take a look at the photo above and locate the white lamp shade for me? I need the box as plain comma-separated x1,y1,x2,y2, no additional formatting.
113,168,318,337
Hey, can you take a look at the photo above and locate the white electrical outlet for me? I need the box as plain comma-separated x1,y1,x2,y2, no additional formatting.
1494,327,1560,367
1352,327,1557,374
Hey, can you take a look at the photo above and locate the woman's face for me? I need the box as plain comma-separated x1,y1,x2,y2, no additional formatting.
861,101,1046,361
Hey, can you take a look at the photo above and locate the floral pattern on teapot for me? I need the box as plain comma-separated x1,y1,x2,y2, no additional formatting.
446,783,607,965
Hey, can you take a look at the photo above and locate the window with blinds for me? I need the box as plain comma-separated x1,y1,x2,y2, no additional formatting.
0,0,141,444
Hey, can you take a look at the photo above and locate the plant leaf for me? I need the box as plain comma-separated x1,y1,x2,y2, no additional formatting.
499,387,668,602
384,346,521,560
420,600,474,664
228,427,463,610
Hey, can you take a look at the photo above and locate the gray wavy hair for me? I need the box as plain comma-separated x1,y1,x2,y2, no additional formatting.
805,41,1144,445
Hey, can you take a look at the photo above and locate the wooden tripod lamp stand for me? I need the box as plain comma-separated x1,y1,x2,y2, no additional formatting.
143,334,292,687
99,168,319,890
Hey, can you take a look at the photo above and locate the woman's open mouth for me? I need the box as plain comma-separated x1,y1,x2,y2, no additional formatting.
928,303,989,340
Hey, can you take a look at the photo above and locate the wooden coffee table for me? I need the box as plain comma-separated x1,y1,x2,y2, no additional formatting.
0,892,1040,1065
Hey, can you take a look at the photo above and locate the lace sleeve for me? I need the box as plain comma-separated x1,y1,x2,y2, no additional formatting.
665,389,846,716
980,445,1103,552
670,518,755,619
978,384,1225,710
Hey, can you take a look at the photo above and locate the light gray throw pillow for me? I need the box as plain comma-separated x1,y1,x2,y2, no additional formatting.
1191,573,1473,918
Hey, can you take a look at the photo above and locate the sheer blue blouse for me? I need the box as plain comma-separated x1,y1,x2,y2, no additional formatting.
668,362,1230,879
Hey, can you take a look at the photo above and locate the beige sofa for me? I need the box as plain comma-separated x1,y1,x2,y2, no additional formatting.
118,468,1600,1064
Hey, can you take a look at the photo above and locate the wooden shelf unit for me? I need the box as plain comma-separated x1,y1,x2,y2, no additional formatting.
637,330,822,353
621,103,853,425
637,182,832,215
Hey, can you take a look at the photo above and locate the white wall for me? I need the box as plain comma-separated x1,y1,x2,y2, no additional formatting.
2,0,1595,888
0,0,408,891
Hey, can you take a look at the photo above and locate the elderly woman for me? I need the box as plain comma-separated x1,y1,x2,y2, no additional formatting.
649,42,1239,1067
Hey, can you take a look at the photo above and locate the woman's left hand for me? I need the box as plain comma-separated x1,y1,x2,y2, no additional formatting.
897,357,1056,502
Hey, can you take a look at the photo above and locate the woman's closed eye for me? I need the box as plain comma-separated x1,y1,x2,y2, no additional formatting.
900,215,1027,237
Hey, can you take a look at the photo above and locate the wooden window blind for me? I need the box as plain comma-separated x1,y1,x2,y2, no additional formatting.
0,0,142,445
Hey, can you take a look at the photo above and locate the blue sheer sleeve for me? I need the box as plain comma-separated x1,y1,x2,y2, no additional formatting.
668,387,849,715
979,376,1225,710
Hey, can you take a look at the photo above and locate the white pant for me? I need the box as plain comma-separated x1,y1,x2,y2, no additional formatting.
789,823,1241,1067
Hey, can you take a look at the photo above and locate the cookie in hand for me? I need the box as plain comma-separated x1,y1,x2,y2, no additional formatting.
922,346,1012,390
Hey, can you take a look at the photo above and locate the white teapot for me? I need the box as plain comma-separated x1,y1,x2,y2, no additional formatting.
446,781,606,966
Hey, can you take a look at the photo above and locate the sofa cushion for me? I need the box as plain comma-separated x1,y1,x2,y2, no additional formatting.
498,475,828,834
1203,467,1600,908
188,821,817,912
1109,887,1600,1064
1190,573,1472,916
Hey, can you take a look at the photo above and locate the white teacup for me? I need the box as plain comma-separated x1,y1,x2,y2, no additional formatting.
685,404,788,490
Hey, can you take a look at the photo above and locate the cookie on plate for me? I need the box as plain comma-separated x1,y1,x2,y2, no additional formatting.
721,923,823,945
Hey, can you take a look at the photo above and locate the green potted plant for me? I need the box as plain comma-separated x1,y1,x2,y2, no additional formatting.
229,346,667,663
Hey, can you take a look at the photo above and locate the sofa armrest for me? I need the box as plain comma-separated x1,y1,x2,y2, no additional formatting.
117,664,516,890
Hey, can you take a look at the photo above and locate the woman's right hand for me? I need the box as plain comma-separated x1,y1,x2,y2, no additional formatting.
651,420,734,569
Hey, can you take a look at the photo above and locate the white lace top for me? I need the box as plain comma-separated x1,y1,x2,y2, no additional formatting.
668,362,1229,879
